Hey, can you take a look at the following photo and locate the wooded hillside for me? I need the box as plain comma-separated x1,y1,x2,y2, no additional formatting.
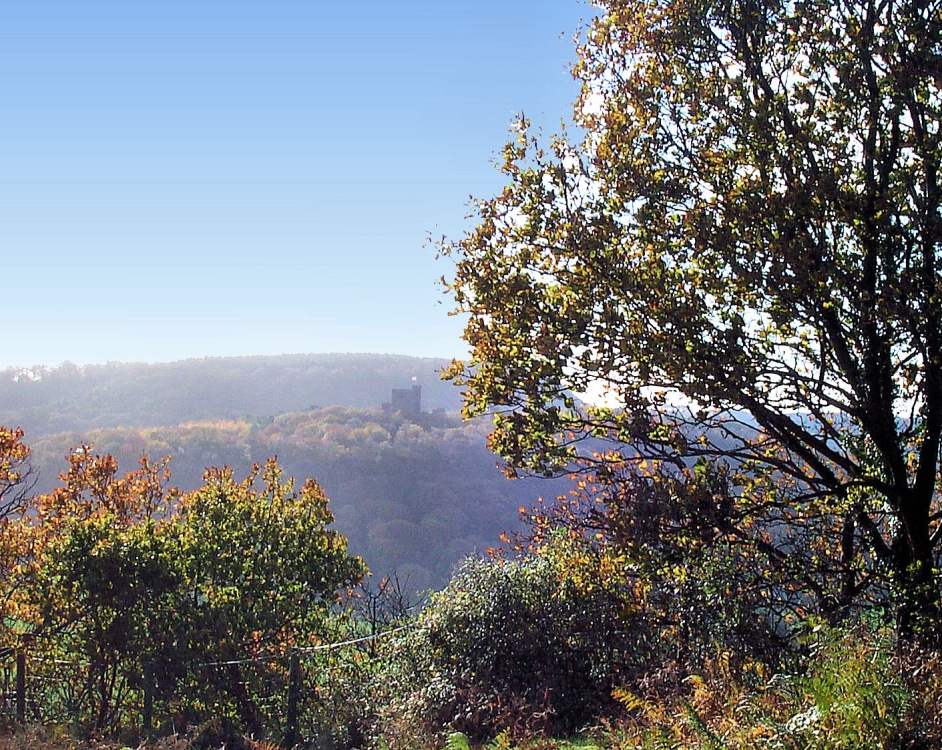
0,354,559,592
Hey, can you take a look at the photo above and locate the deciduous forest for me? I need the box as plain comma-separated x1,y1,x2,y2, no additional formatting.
0,354,566,593
4,0,942,747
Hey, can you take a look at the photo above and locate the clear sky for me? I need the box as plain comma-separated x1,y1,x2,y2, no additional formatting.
1,1,589,370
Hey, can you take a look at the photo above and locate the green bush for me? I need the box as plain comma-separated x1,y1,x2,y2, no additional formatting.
377,555,633,742
782,624,912,749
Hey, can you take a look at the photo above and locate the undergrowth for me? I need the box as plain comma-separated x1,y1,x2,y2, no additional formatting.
603,623,942,749
430,623,942,750
0,623,939,750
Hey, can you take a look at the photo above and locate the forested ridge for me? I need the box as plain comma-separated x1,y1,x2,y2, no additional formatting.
0,352,568,593
0,353,462,436
25,405,562,593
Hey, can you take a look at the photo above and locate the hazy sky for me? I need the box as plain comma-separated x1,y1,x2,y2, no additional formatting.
1,1,589,370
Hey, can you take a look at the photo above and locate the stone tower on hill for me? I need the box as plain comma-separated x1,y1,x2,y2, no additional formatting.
383,383,421,416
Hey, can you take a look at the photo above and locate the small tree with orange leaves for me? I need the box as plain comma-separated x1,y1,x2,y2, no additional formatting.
12,447,364,737
0,426,35,636
13,448,181,729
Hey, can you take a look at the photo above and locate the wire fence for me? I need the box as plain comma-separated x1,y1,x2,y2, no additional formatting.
0,625,410,747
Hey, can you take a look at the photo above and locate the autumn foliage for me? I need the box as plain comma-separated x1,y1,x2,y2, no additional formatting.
443,0,942,639
0,430,364,741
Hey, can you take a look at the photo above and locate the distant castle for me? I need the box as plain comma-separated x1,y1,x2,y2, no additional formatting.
383,383,422,416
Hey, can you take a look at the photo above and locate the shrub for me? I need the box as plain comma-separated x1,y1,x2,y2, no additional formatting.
378,555,633,742
612,621,942,749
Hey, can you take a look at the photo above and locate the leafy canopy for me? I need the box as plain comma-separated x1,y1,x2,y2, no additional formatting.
444,0,942,633
11,446,365,734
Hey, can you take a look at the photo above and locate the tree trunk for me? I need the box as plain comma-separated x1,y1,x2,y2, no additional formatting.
894,494,940,642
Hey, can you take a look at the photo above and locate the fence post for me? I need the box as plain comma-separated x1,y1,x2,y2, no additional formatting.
15,650,25,724
284,650,301,749
142,661,154,737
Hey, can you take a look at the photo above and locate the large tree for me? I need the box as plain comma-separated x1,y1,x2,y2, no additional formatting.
444,0,942,636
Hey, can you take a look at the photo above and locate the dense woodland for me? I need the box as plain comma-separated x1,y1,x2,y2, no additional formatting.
28,409,560,593
5,0,942,747
0,354,559,592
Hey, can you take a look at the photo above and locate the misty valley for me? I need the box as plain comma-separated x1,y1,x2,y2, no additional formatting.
1,353,560,593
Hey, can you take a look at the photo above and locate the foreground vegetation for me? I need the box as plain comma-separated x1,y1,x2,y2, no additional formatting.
1,423,939,748
4,0,942,744
0,579,940,749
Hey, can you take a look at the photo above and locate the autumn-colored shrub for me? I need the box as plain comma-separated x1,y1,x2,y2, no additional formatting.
610,621,942,749
7,446,365,743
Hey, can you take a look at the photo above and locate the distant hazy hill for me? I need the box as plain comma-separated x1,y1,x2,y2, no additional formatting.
0,353,463,437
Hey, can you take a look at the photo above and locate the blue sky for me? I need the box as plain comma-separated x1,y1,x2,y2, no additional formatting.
1,1,589,369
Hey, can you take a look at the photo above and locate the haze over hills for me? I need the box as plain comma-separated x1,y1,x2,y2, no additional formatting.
0,353,562,592
0,353,464,437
